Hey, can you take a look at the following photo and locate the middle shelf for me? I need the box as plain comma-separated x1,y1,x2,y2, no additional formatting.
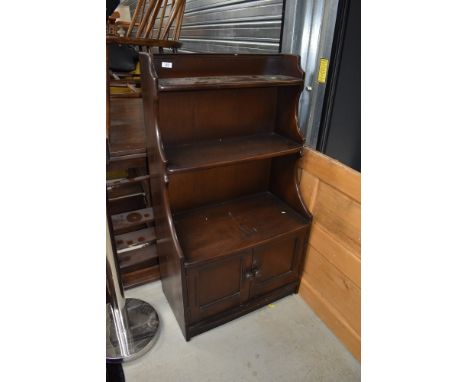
165,132,302,174
173,192,309,266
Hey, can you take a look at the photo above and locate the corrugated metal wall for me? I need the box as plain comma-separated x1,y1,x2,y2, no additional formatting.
121,0,284,53
281,0,340,147
180,0,283,53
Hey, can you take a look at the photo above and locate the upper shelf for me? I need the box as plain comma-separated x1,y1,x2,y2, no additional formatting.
158,75,303,92
165,133,302,175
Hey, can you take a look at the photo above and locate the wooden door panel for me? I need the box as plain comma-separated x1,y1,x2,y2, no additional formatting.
250,231,306,297
197,259,240,306
187,251,252,323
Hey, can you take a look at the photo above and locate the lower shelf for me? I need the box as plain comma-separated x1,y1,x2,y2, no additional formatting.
173,192,309,265
187,280,299,340
122,264,161,290
118,244,158,273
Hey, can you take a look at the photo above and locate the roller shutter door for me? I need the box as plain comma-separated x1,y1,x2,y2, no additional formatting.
180,0,284,53
122,0,284,53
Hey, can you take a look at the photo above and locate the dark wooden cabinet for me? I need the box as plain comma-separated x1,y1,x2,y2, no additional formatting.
140,53,312,340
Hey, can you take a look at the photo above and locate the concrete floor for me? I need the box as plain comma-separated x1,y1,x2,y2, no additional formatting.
123,281,360,382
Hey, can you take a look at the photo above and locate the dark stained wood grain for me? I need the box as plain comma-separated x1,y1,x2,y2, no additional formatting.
187,280,298,339
110,92,142,99
106,99,144,164
107,175,150,189
140,53,189,338
139,52,312,340
118,244,158,273
108,98,146,157
107,154,147,173
186,251,251,323
249,232,306,298
165,133,301,174
275,86,306,142
151,54,305,79
106,36,182,48
158,87,277,145
270,154,312,219
122,263,161,290
109,78,141,87
174,192,309,265
158,75,302,92
168,160,270,213
107,182,147,215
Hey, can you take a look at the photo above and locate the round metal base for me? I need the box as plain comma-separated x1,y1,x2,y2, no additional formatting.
106,298,160,363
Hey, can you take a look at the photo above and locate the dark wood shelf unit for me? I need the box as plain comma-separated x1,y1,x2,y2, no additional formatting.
107,183,147,214
108,98,146,158
107,94,161,288
166,133,302,174
140,53,312,340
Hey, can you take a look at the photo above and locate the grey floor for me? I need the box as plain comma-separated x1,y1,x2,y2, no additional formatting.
123,281,360,382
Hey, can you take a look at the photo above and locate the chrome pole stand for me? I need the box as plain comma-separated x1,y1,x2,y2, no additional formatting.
106,219,160,363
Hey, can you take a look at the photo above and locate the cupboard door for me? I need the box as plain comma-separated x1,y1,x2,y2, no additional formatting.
187,250,252,323
249,231,306,298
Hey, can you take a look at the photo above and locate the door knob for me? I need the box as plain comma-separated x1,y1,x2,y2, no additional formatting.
245,271,254,279
252,267,261,278
246,267,261,280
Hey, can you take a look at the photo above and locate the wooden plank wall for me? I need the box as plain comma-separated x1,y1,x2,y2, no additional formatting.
298,147,361,361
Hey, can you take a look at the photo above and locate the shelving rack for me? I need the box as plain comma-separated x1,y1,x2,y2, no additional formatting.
140,53,312,340
106,0,186,289
106,94,160,288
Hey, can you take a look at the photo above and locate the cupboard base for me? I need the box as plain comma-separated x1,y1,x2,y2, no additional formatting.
185,280,299,341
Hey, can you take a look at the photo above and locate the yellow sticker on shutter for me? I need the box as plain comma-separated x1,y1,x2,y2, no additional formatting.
317,58,329,84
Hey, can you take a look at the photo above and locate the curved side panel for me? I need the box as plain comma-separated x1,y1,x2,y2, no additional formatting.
139,52,168,172
278,54,305,80
140,52,189,338
275,86,305,143
274,55,307,200
275,57,304,143
149,175,188,338
270,154,312,221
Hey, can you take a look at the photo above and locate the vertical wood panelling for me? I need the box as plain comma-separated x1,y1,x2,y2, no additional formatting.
298,148,361,361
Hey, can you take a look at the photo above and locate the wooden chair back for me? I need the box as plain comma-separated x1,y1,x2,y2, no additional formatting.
126,0,186,41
